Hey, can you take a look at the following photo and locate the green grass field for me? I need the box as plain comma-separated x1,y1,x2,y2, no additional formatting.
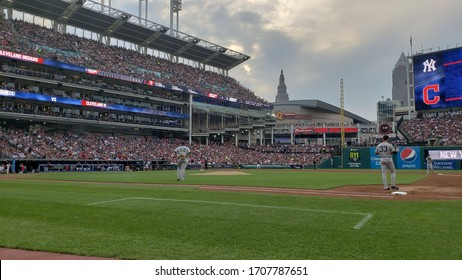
1,169,461,260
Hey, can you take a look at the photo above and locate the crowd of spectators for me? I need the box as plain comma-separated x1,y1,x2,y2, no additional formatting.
399,113,462,146
0,126,329,168
0,17,269,106
0,16,17,51
0,63,186,104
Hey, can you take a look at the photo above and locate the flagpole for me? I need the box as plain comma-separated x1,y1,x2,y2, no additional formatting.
407,35,413,119
410,35,413,56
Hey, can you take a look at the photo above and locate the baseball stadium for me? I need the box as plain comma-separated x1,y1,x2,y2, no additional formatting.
1,0,461,261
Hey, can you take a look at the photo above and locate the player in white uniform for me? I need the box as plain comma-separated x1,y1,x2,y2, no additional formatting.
174,142,190,181
426,156,435,174
375,135,398,190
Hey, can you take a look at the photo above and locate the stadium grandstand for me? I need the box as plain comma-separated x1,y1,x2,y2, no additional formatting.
2,0,460,174
0,0,272,135
398,111,462,146
0,0,332,172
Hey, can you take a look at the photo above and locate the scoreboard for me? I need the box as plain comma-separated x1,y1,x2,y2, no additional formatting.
413,46,462,111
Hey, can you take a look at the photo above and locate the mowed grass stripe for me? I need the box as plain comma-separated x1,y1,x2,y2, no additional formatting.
86,196,373,230
0,189,364,259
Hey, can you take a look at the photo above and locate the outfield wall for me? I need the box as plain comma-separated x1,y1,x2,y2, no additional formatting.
342,146,462,170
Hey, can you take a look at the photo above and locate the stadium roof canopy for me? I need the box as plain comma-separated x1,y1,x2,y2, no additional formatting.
273,100,370,123
193,102,268,118
1,0,250,71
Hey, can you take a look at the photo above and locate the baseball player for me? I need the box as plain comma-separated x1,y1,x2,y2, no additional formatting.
174,142,190,181
426,155,435,174
375,135,399,190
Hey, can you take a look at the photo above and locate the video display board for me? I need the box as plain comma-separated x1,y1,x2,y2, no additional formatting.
413,46,462,111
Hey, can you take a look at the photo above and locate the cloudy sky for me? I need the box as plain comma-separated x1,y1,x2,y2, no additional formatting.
107,0,461,121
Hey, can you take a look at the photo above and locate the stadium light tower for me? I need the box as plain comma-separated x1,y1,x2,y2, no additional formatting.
340,78,345,169
340,78,345,148
170,0,182,36
100,1,112,13
139,0,148,26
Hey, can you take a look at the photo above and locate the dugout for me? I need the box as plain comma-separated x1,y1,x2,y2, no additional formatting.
6,159,149,173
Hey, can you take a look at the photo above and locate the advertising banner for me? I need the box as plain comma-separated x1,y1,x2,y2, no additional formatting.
341,147,461,170
428,150,462,160
369,148,382,169
432,160,457,170
0,90,189,119
343,148,370,168
397,146,421,169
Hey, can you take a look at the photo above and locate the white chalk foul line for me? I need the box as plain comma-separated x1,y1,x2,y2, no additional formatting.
87,197,373,230
354,213,374,230
86,197,135,205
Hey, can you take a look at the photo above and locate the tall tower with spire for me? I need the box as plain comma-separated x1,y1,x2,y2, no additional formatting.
275,69,289,103
392,52,411,106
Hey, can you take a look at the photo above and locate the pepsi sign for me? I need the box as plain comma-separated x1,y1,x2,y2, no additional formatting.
397,147,421,169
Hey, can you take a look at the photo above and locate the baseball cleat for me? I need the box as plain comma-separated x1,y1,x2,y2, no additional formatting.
391,186,399,190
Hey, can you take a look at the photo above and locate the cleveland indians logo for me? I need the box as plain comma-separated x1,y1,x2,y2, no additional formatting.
400,148,417,163
379,123,391,134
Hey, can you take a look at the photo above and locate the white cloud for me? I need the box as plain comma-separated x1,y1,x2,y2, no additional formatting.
242,64,252,75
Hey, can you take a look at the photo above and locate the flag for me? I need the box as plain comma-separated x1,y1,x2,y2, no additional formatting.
410,35,413,48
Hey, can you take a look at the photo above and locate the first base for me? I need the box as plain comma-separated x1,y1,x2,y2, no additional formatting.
391,191,407,195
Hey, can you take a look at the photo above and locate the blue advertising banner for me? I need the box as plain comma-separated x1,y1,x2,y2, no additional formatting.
369,148,382,169
43,59,86,72
397,146,421,169
0,89,189,119
432,160,457,170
